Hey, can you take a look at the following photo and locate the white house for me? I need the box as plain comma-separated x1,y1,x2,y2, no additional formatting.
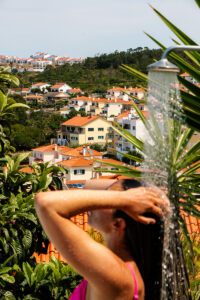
29,144,72,166
107,87,144,101
51,83,72,93
114,110,150,159
30,82,51,92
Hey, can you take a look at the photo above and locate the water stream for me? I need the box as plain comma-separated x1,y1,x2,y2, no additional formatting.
142,71,192,299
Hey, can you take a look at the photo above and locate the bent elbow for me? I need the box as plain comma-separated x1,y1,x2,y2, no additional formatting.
34,192,49,211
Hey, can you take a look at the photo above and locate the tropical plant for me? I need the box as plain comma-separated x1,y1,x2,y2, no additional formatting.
0,68,29,156
0,257,82,300
0,153,66,265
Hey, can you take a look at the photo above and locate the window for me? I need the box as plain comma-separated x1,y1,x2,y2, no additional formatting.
132,126,136,130
88,128,94,131
71,136,78,141
108,134,113,139
98,128,104,131
88,137,94,141
98,136,104,139
34,153,36,158
74,169,85,175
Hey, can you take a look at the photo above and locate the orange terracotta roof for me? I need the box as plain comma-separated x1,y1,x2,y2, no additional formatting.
33,82,48,87
117,110,149,119
61,115,100,126
25,95,43,99
97,158,125,166
57,158,93,167
117,111,130,119
65,180,86,184
69,88,82,93
19,166,34,173
108,87,144,92
62,145,103,157
32,144,72,152
180,72,190,76
51,83,66,89
71,96,133,105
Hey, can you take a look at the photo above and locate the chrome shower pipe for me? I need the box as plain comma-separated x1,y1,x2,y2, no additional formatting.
147,45,200,72
161,45,200,59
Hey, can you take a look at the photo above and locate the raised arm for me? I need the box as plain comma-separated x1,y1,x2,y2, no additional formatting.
34,186,168,299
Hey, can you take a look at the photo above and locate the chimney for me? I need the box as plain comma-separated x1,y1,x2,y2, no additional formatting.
54,144,58,151
82,146,86,156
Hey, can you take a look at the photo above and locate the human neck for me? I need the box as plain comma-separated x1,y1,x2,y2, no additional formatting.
105,235,133,262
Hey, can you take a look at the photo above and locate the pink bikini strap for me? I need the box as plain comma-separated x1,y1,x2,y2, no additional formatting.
126,263,139,300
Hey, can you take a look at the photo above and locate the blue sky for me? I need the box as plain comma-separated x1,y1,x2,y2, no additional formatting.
0,0,199,58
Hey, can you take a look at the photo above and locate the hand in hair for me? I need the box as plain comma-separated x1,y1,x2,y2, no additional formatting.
121,187,170,224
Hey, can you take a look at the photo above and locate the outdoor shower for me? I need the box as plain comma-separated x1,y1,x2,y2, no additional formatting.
142,45,200,300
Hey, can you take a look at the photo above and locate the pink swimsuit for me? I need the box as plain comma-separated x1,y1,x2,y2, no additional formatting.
69,263,139,300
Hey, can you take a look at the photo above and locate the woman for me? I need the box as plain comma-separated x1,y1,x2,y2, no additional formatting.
35,179,169,300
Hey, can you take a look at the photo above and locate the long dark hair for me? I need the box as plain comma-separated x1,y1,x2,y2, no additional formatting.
108,179,164,300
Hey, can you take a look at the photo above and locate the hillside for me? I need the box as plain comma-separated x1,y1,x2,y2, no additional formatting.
26,47,162,93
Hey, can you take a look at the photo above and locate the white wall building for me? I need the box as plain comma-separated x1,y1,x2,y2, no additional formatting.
30,82,51,92
51,83,72,93
114,110,150,159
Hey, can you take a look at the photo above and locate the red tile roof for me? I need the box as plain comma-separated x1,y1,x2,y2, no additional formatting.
69,88,82,93
62,145,103,157
51,83,66,89
62,115,100,126
70,96,133,105
32,82,48,87
108,87,143,92
32,144,72,152
180,72,190,76
57,158,93,167
97,158,125,166
19,166,34,173
65,180,86,184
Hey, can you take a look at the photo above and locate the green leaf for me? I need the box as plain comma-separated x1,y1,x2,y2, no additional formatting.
120,64,147,82
0,267,12,275
4,103,29,111
178,75,200,97
195,0,200,8
108,147,143,163
22,262,33,286
150,5,199,45
0,274,15,284
22,229,32,250
0,90,7,112
2,291,16,300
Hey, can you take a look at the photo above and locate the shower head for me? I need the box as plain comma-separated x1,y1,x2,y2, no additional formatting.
147,58,179,72
147,45,200,73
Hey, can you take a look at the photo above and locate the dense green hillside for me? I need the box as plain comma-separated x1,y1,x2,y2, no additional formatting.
27,47,162,93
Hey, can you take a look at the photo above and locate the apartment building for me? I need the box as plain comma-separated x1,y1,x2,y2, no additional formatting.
107,87,144,101
57,115,113,145
113,110,150,159
68,96,137,117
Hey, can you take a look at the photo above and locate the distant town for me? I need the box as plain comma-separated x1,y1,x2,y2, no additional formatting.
0,51,85,72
